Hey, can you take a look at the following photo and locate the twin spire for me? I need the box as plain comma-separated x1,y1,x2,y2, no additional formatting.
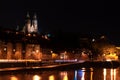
23,12,38,34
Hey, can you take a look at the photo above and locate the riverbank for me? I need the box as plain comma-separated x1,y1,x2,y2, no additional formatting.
0,60,120,72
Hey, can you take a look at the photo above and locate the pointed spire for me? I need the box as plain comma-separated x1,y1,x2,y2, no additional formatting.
26,12,30,18
26,12,31,23
32,13,38,33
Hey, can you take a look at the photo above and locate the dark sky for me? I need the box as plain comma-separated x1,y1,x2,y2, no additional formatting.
0,0,120,43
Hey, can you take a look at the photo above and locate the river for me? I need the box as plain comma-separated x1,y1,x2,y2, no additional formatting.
0,67,120,80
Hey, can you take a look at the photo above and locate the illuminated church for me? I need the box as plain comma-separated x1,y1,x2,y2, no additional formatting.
0,12,55,60
22,12,39,34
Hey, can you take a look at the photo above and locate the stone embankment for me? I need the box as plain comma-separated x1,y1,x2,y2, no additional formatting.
0,60,120,72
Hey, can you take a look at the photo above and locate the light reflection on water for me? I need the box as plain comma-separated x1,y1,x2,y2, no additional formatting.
60,71,68,80
33,75,41,80
103,68,117,80
0,67,120,80
11,75,18,80
49,75,55,80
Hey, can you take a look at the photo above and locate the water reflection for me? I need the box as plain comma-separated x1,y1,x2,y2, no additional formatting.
114,69,116,80
33,75,41,80
74,70,77,80
103,68,117,80
81,71,85,80
77,69,84,80
0,67,120,80
49,75,55,80
103,68,107,80
90,68,93,80
60,71,68,80
10,75,18,80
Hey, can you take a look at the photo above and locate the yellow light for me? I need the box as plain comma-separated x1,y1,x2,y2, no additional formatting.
33,75,41,80
51,51,53,53
13,49,16,52
105,53,118,61
90,70,93,80
90,68,93,80
52,53,58,59
116,47,120,49
103,68,107,80
28,33,31,36
49,75,55,80
111,69,113,80
110,69,117,80
10,76,18,80
4,48,7,51
63,75,68,80
60,72,68,80
114,69,116,80
36,50,39,53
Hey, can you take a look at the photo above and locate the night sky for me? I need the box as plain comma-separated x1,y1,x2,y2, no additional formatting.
0,0,120,43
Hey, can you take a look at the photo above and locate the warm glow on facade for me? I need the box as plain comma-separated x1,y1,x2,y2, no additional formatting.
60,51,68,59
52,53,58,59
104,53,118,61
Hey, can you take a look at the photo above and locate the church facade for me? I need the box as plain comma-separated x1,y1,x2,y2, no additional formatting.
22,13,39,34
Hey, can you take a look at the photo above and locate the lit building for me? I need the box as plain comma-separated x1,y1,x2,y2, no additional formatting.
0,12,53,60
22,12,39,34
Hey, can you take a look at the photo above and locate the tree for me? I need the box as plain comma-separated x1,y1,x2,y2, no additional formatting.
91,36,119,60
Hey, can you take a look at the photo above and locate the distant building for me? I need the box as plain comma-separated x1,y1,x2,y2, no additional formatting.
22,12,39,34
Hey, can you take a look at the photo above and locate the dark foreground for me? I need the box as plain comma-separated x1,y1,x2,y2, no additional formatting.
1,67,120,80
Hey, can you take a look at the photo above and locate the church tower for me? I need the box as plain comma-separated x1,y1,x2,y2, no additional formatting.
25,12,31,33
23,12,39,34
32,13,38,33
